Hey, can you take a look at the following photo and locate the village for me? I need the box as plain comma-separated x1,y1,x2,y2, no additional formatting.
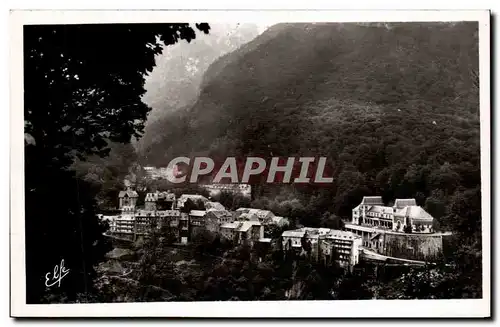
100,184,452,270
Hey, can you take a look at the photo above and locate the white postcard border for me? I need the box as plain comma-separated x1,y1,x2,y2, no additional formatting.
10,9,491,318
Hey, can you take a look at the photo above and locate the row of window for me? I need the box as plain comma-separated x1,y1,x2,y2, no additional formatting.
367,212,391,219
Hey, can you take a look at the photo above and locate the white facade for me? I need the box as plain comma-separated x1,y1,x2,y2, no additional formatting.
353,196,434,234
281,227,362,267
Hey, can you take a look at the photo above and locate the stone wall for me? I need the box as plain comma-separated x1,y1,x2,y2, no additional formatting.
383,233,444,261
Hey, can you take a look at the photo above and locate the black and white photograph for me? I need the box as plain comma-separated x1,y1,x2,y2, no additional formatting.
10,10,490,318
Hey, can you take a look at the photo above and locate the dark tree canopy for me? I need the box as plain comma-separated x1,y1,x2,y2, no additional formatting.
24,23,209,303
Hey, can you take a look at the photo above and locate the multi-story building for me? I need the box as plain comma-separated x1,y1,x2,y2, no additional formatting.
218,221,264,245
235,221,264,245
204,201,226,211
352,196,434,233
281,227,362,268
134,209,157,234
145,191,176,210
220,222,241,242
111,212,135,235
179,212,190,244
144,193,157,211
118,188,138,209
205,209,233,233
189,210,207,238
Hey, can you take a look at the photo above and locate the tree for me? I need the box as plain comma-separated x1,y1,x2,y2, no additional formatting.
320,212,345,230
180,198,205,213
24,23,210,303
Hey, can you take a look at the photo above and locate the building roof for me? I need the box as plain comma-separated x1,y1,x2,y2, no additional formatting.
367,205,394,214
145,193,158,202
258,238,272,243
189,210,206,217
394,205,433,221
282,230,306,238
237,221,261,232
157,210,181,217
361,196,384,206
235,208,260,214
344,223,378,233
207,210,232,218
394,199,417,209
221,222,241,229
205,201,226,211
300,227,331,235
119,190,138,198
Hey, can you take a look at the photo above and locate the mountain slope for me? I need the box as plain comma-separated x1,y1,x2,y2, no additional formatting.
140,22,479,164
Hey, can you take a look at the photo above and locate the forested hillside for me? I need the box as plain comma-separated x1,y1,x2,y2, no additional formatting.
139,22,480,241
136,24,261,157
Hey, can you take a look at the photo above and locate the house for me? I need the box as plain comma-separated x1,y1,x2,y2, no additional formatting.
281,229,306,251
189,210,207,226
235,221,264,245
134,210,157,234
145,191,176,210
205,210,233,233
189,210,207,238
144,192,158,210
118,188,138,209
156,210,181,229
220,222,241,242
281,227,362,268
156,191,176,210
218,221,264,245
